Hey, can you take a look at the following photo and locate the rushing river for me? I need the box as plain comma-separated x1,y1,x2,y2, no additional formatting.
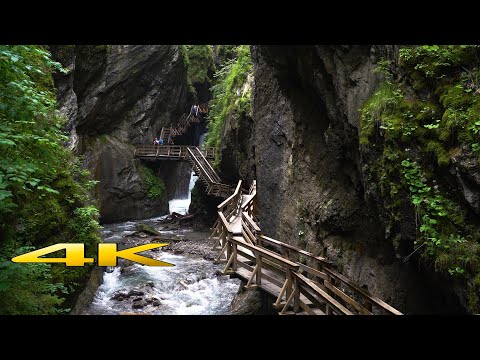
83,146,241,315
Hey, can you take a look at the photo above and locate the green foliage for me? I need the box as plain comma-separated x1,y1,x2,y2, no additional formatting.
214,45,237,68
139,165,165,199
400,159,467,261
360,82,406,144
0,45,101,314
179,45,215,95
360,45,480,310
399,45,476,79
205,45,252,165
0,247,67,314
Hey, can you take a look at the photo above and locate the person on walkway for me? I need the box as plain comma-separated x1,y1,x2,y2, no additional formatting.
159,138,164,145
190,104,198,117
154,137,160,145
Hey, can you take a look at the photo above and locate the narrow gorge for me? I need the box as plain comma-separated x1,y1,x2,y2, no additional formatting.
1,45,479,315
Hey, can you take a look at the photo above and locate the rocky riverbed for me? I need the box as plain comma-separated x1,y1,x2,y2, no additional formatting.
82,215,241,315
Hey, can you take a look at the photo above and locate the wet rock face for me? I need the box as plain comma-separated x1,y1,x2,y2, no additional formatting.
51,45,193,222
72,45,190,141
250,45,384,242
247,45,466,313
451,145,480,215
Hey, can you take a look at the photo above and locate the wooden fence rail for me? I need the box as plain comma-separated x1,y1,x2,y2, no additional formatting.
134,145,216,160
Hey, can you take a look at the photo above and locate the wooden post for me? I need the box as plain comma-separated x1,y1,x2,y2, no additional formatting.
220,226,225,248
316,262,324,285
226,232,232,262
364,298,373,313
246,265,257,288
325,273,333,315
274,279,289,308
285,266,292,299
293,274,300,313
232,242,238,271
255,253,262,285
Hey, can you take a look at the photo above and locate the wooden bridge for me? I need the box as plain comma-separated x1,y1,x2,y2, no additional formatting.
134,145,216,160
135,101,232,198
134,144,232,198
209,180,403,315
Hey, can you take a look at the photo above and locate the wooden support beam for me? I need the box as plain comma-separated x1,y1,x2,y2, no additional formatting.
281,290,295,314
223,252,234,274
246,264,258,288
274,278,289,308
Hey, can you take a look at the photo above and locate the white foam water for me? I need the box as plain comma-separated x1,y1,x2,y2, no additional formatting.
83,233,240,315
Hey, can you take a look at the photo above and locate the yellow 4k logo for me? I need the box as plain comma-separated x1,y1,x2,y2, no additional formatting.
11,243,174,267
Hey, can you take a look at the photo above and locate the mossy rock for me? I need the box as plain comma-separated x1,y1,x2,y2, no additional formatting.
135,223,160,236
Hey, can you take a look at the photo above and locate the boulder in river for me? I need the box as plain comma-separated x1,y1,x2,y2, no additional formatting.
146,297,161,306
111,290,129,301
127,289,145,297
132,298,147,309
135,223,160,236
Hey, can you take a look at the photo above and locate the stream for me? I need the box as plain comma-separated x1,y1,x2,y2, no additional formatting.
82,141,241,315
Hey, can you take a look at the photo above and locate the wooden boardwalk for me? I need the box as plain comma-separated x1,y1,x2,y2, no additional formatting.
134,107,402,315
210,180,403,315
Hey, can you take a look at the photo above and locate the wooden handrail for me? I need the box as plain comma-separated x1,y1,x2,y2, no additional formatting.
134,145,216,159
187,147,216,184
321,266,402,315
192,147,221,183
258,235,333,267
218,180,242,210
293,272,353,315
218,212,233,233
229,237,299,270
242,211,261,233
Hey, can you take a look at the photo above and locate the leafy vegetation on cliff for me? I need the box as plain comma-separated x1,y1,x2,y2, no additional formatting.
360,45,480,311
0,45,101,314
139,165,165,199
213,45,237,69
180,45,215,95
205,45,253,165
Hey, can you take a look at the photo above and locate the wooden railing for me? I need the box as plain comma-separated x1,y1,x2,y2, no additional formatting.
134,144,231,198
211,181,243,248
226,236,300,309
213,179,403,315
134,145,216,160
185,147,232,199
217,180,243,221
189,147,221,183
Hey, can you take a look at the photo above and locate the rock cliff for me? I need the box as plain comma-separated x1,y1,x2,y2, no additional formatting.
215,45,470,313
51,45,193,223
